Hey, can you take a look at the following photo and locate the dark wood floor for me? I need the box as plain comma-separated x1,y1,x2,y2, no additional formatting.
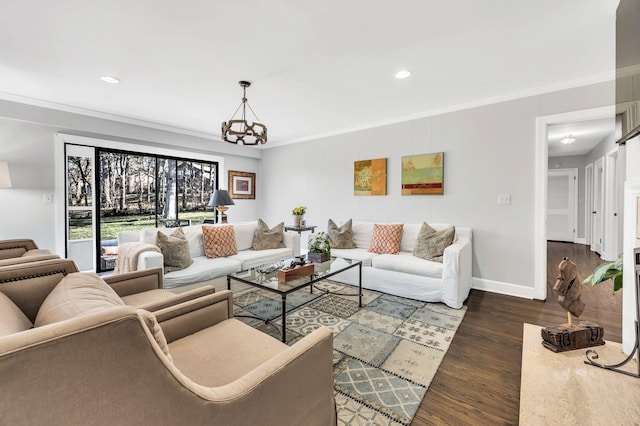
412,242,623,425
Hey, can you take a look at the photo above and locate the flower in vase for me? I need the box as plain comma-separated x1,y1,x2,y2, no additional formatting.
292,206,307,215
308,232,331,254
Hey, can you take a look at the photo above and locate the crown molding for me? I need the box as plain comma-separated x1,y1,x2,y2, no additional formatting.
267,70,615,148
0,90,223,142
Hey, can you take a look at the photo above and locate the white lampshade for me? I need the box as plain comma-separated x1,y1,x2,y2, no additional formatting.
0,162,11,188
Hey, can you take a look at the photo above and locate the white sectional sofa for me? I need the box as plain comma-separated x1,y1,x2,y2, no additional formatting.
117,222,300,289
327,221,473,309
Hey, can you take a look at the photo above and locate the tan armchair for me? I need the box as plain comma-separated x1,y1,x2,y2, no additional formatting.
0,259,336,425
0,238,59,265
0,258,215,312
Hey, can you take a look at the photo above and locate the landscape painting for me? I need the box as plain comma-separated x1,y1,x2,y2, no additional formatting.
401,152,444,195
354,158,387,196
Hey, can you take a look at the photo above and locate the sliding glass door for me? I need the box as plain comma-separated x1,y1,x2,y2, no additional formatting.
64,143,218,272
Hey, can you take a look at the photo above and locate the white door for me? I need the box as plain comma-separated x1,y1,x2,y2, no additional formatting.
591,157,605,254
547,168,577,242
603,149,621,260
585,163,593,246
65,144,96,271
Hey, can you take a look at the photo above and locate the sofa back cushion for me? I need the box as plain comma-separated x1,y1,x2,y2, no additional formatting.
0,292,33,337
233,222,258,251
252,219,286,250
35,273,125,327
368,224,404,254
349,221,376,249
202,225,239,258
155,228,194,272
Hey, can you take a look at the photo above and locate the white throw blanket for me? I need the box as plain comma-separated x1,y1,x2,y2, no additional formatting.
114,242,160,275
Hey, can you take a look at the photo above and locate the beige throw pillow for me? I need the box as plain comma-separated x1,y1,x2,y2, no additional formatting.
156,227,194,272
327,219,356,249
0,292,33,336
413,223,455,263
252,219,286,250
35,273,125,327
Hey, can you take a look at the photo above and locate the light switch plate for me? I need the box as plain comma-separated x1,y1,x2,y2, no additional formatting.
498,194,511,205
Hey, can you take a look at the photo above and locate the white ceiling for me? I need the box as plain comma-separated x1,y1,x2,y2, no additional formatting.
0,1,619,147
548,117,616,157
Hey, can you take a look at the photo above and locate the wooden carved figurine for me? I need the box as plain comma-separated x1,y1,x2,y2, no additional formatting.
553,257,585,325
541,257,604,352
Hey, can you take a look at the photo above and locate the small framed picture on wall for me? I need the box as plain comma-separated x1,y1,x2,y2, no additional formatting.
229,170,256,199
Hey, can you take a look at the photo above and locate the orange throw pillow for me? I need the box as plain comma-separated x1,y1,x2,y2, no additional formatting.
368,224,404,254
202,225,238,258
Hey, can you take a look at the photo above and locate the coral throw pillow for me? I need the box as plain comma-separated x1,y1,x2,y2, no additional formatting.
368,224,403,254
202,225,238,258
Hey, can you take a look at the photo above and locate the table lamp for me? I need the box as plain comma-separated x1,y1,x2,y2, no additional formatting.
207,189,235,223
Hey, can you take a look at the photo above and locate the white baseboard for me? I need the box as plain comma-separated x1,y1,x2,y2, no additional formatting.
574,238,586,245
471,277,538,300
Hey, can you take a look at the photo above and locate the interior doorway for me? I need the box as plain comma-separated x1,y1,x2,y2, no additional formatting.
547,168,577,242
534,106,615,301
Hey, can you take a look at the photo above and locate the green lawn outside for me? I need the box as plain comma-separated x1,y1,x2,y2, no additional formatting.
69,211,215,241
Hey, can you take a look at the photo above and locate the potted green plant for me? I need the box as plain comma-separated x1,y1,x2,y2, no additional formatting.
308,232,331,263
583,254,623,291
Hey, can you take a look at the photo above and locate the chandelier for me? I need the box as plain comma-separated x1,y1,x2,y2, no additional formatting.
221,81,267,145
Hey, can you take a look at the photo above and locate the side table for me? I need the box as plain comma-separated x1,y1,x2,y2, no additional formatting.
284,225,317,235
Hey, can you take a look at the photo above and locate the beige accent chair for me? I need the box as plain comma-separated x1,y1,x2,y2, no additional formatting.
0,259,336,425
0,258,215,312
0,238,59,266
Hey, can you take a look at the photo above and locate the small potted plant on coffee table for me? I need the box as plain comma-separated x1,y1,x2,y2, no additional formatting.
308,232,331,263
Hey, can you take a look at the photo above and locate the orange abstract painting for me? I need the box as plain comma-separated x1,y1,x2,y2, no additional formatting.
354,158,387,196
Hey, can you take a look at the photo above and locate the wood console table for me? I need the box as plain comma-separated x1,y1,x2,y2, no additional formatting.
519,323,640,424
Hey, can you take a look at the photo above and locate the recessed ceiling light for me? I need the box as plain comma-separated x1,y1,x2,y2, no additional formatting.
395,70,412,79
100,75,120,84
560,134,576,145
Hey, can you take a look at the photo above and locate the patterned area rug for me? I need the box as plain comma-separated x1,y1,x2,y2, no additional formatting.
232,280,466,425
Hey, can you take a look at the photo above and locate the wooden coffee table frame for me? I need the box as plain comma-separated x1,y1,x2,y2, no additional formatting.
227,258,362,343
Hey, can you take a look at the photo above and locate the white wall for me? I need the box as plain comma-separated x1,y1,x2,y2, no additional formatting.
0,115,260,254
259,81,614,296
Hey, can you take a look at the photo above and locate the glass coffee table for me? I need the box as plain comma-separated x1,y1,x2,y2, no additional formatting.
227,257,362,342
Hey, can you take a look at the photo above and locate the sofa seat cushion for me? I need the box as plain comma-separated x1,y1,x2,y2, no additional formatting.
168,318,288,387
372,252,444,279
120,289,175,308
21,249,54,258
35,273,126,327
162,256,242,289
0,291,32,336
330,248,378,267
228,247,293,270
